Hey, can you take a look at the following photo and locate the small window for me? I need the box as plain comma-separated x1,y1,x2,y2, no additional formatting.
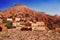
20,19,24,22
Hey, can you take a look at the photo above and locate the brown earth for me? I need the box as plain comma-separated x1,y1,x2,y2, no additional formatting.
0,28,60,40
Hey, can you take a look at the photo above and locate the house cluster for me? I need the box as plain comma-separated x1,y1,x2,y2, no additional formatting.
0,14,47,32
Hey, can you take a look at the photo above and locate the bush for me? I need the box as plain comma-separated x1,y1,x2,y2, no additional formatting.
5,23,12,29
51,30,56,35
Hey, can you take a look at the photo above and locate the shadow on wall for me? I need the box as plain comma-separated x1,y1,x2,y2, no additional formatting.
21,28,32,31
0,27,2,31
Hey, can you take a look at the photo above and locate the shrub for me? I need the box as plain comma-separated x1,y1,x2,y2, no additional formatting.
51,30,56,35
5,23,12,29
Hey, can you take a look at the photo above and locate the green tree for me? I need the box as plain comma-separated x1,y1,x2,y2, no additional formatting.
5,23,12,29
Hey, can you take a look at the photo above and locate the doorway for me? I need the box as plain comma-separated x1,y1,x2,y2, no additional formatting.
0,27,2,32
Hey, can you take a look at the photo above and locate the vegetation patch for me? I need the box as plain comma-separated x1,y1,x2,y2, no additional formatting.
5,23,12,29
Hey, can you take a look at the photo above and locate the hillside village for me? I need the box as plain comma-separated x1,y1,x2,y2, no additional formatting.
0,12,47,32
0,4,60,32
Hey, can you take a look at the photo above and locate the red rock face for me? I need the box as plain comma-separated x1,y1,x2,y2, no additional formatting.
0,4,60,29
0,24,8,32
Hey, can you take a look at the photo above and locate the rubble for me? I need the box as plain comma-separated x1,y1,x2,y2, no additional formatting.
0,28,60,40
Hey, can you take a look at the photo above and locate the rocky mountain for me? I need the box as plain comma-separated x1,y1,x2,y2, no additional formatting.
0,4,60,29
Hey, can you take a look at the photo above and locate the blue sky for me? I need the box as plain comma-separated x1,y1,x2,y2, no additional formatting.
0,0,60,15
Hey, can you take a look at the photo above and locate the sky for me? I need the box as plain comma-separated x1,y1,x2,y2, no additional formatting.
0,0,60,15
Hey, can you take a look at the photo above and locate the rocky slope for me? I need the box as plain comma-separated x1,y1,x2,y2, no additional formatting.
0,28,60,40
0,4,60,29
